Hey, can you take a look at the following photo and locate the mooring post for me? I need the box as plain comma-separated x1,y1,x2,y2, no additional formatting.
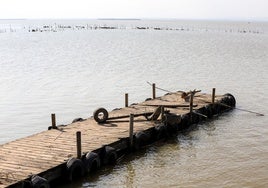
76,131,82,159
212,88,216,106
189,92,194,122
51,113,57,129
129,114,134,149
152,83,156,99
125,93,129,107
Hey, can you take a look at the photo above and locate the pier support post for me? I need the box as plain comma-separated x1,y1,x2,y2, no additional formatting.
129,114,134,149
51,114,57,129
212,88,216,106
189,92,194,123
161,106,165,122
152,83,156,99
125,93,129,107
76,131,82,159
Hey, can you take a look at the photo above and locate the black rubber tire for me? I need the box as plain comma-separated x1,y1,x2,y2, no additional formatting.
66,158,85,182
31,175,50,188
219,97,229,111
212,103,221,115
82,152,100,173
180,114,190,130
192,109,204,123
145,98,152,101
101,146,117,165
154,123,168,140
165,113,181,127
191,110,200,124
72,118,84,123
93,108,109,123
22,180,33,188
164,113,180,133
204,105,213,119
224,93,236,107
197,107,207,121
134,131,150,150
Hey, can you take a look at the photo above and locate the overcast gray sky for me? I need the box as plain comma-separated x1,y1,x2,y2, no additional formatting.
0,0,267,21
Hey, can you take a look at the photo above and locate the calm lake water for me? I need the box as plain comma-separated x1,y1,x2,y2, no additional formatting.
0,19,268,187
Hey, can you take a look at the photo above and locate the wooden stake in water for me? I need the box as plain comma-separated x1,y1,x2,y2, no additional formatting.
76,131,82,159
129,114,134,148
51,113,57,129
152,83,156,99
125,93,129,107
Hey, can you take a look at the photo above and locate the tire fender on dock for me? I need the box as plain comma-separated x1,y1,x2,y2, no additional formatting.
211,103,221,115
22,180,32,188
31,175,50,188
164,113,181,129
164,113,181,133
100,146,117,165
154,123,168,140
204,105,213,119
82,152,100,173
134,131,151,150
191,110,200,124
180,113,190,130
72,118,84,123
66,158,85,182
196,107,207,121
224,93,236,107
219,97,230,111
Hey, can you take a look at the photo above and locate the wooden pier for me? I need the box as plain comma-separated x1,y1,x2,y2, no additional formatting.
0,87,236,188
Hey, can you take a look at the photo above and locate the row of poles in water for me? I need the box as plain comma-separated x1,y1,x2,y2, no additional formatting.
0,23,263,34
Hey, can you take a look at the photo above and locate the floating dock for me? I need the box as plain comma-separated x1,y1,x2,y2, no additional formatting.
0,87,236,188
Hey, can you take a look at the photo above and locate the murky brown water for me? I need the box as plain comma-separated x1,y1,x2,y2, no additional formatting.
0,20,268,187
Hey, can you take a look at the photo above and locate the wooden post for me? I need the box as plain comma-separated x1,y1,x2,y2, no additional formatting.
125,93,129,107
51,113,57,129
129,114,134,149
212,88,216,105
152,83,156,99
76,131,82,159
189,92,194,122
161,106,165,122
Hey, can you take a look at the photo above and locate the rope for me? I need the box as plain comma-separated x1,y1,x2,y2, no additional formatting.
146,81,184,93
197,98,264,116
218,102,264,116
193,111,208,118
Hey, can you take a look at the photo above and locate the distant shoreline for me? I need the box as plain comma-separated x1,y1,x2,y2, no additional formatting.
0,18,27,20
0,18,267,23
97,18,141,21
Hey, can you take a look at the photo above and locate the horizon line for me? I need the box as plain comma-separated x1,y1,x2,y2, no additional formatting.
0,17,267,22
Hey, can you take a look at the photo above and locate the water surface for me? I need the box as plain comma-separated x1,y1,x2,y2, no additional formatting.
0,19,267,187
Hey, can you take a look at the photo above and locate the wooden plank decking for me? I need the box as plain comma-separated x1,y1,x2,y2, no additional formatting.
0,91,223,188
